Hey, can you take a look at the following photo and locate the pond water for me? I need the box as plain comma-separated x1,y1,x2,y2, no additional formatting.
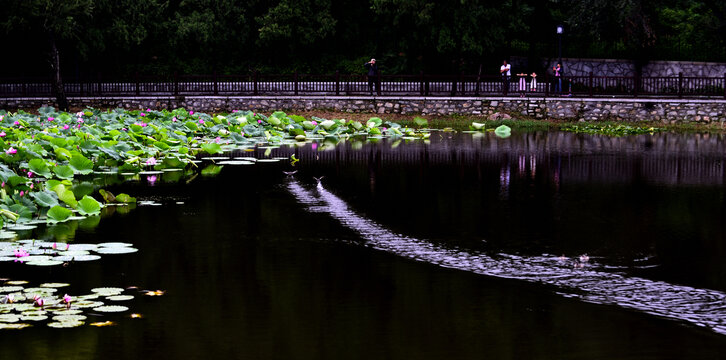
2,130,726,359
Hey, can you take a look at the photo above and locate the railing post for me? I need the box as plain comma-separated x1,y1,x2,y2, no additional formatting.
97,72,102,95
633,72,639,98
588,72,593,97
213,71,219,95
678,72,683,99
376,71,382,96
545,72,549,97
335,70,340,96
419,71,424,96
294,71,299,95
135,72,140,96
425,74,430,96
174,71,179,96
253,71,259,95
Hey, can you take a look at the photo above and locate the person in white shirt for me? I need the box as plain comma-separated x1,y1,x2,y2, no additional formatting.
500,60,511,95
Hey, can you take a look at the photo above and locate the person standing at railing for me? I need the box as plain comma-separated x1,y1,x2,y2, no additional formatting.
553,63,562,94
500,60,511,95
530,72,537,92
364,58,378,95
517,72,528,97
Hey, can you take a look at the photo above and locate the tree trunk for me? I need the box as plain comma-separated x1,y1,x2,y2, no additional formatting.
48,30,69,111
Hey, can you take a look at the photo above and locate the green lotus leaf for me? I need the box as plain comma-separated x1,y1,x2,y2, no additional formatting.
69,154,94,175
77,195,101,216
28,159,52,178
47,321,84,328
115,193,136,203
494,124,512,138
26,259,64,266
201,143,222,155
30,191,60,208
46,206,72,223
91,287,124,296
106,295,134,301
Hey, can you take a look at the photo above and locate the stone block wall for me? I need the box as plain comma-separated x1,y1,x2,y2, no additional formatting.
510,56,726,78
1,96,725,124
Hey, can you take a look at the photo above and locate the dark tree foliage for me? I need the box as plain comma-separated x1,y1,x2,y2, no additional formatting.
1,0,725,80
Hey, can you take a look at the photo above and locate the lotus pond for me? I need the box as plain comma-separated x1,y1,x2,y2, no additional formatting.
1,108,726,359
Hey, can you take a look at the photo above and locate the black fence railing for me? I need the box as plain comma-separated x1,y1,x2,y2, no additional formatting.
1,72,725,98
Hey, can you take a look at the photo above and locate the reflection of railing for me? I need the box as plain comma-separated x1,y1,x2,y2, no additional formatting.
2,72,725,98
226,133,726,186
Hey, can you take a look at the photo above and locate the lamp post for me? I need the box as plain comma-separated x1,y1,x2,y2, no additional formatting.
556,25,563,68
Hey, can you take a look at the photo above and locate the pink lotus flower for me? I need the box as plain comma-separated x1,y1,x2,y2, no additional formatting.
65,243,70,250
240,132,245,136
232,110,238,113
63,124,70,130
77,124,82,128
28,171,33,178
76,111,84,117
48,117,54,122
13,121,19,125
214,137,221,143
29,183,33,189
14,248,29,257
189,111,194,115
52,242,57,250
198,119,204,124
5,147,16,155
4,294,14,303
147,175,157,184
34,295,44,308
146,108,151,112
1,182,4,187
146,157,157,165
19,191,24,197
0,131,5,137
140,112,146,117
77,119,84,123
258,120,262,124
312,121,318,126
63,294,72,306
0,115,3,121
382,127,387,131
172,117,177,122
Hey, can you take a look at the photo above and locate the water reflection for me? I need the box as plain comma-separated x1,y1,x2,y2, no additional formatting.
287,177,726,335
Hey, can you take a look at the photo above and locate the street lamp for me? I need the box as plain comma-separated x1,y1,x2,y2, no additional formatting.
556,25,564,66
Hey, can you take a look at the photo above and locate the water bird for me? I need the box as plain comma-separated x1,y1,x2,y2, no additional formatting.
283,170,298,177
313,176,325,183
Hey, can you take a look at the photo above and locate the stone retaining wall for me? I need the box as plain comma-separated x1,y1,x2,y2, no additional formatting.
1,96,725,123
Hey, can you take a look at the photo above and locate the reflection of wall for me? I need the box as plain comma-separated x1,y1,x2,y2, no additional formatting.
2,96,726,123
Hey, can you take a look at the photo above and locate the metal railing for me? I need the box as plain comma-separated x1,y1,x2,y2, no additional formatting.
1,71,725,98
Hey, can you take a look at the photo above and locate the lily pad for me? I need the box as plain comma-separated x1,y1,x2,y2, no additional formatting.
95,247,138,255
54,255,101,262
47,321,84,328
0,323,31,329
91,287,124,296
106,295,134,301
256,159,281,163
72,301,105,309
39,283,70,288
26,259,65,266
23,287,57,294
6,225,37,231
0,286,24,293
20,314,49,321
216,160,254,165
97,242,133,248
0,314,20,322
92,305,129,313
51,309,83,315
52,314,87,322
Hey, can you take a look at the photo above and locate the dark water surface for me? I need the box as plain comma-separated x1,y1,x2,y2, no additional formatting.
2,131,726,359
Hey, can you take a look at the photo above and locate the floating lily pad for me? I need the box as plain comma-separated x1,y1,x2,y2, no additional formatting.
75,294,99,300
54,255,101,262
6,225,37,231
216,160,254,165
51,309,83,315
95,247,138,255
201,156,229,160
97,242,133,248
0,257,16,262
72,301,105,309
22,255,53,262
91,287,124,296
106,295,134,301
47,321,84,328
0,314,20,323
52,314,87,322
23,287,57,294
6,281,28,285
256,159,281,163
0,232,17,240
20,314,48,321
57,250,90,256
21,310,47,316
0,286,24,293
67,244,98,251
39,283,70,288
92,305,128,313
0,323,31,329
138,171,163,175
27,259,65,266
137,201,162,206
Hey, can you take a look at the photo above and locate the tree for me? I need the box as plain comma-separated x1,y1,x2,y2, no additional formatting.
0,0,93,110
